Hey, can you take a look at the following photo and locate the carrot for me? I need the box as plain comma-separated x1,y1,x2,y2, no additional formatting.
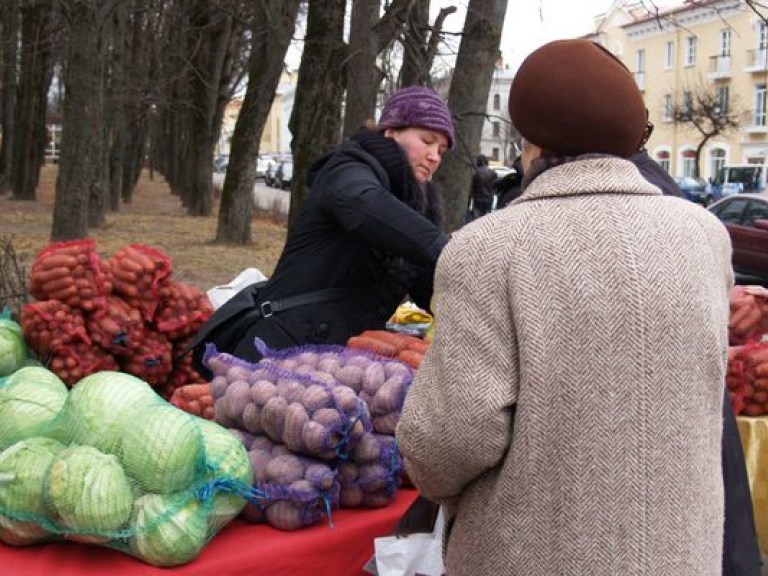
112,279,139,298
744,403,765,417
347,335,399,357
117,255,143,274
398,349,424,369
40,253,79,269
35,266,72,284
754,363,768,377
729,302,756,328
47,285,79,301
42,277,75,294
123,246,155,270
360,330,416,352
112,268,138,284
734,306,762,334
405,339,429,354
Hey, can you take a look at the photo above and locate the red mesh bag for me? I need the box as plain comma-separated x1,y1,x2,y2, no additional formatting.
20,300,91,358
729,285,768,345
108,243,172,322
28,239,109,313
727,341,768,417
119,328,173,386
155,281,213,341
157,337,208,399
169,383,215,420
49,341,120,387
85,295,145,356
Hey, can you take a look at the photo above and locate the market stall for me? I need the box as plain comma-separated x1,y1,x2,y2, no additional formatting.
0,487,418,576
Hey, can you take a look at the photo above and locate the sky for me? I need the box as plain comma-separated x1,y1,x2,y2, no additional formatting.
430,0,679,69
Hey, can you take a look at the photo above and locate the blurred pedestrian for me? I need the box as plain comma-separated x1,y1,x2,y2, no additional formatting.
398,39,732,576
467,154,497,221
493,155,524,209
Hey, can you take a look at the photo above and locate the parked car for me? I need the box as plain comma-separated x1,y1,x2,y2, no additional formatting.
709,193,768,284
264,161,279,187
255,155,273,180
674,176,714,206
274,160,293,190
213,154,229,173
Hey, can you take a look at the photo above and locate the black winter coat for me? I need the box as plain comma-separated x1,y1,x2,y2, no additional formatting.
630,150,762,576
191,131,449,371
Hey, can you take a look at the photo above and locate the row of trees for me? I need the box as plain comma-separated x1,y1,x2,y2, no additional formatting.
0,0,509,242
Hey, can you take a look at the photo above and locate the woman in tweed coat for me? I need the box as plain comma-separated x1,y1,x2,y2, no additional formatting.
397,40,733,576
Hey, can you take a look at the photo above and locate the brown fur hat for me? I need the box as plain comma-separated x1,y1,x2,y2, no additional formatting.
509,39,646,158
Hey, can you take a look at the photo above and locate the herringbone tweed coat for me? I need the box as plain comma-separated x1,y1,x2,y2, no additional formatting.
397,157,733,576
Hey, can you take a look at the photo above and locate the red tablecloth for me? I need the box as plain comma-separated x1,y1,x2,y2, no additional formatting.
0,489,419,576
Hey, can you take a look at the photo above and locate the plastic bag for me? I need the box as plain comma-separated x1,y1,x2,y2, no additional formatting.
372,505,445,576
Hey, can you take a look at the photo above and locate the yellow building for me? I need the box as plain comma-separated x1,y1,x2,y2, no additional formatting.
589,0,768,180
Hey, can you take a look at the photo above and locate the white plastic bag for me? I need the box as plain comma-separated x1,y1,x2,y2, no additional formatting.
206,268,267,309
373,506,445,576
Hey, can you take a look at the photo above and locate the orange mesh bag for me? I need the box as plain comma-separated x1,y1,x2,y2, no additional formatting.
729,285,768,345
729,341,768,417
158,337,208,400
108,244,172,322
155,281,213,341
85,296,145,356
28,239,109,313
48,341,120,386
169,383,215,420
20,301,91,359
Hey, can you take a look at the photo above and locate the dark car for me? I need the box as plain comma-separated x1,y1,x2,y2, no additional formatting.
675,176,715,206
709,193,768,284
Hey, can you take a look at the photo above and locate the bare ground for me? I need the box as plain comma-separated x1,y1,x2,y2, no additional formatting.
0,165,287,296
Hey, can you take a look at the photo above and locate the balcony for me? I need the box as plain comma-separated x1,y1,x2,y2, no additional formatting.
745,49,768,73
743,111,768,134
634,71,646,91
708,54,731,80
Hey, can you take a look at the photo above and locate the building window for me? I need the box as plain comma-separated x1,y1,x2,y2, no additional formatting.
760,21,768,50
665,41,674,69
492,147,500,162
682,149,697,177
755,84,767,126
493,94,500,111
656,150,671,173
685,36,697,66
683,91,693,116
493,121,500,137
635,49,646,88
709,148,726,179
662,94,673,121
720,28,731,57
717,85,730,114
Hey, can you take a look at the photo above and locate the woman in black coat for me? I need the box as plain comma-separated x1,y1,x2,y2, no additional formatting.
192,86,453,371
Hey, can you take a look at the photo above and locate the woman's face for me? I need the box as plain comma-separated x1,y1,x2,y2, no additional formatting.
385,127,448,184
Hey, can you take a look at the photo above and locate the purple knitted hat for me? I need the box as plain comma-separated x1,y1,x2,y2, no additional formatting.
379,86,455,149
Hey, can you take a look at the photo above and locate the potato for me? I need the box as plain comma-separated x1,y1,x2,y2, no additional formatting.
240,502,266,523
337,461,359,483
358,463,389,492
362,362,386,395
295,351,319,369
226,364,253,384
311,408,344,431
265,501,305,531
283,402,310,453
316,356,342,375
372,411,400,435
276,378,305,404
261,396,288,442
301,421,332,455
249,449,274,483
250,436,275,453
288,479,319,502
242,402,263,435
339,484,364,508
383,361,412,380
214,397,235,428
210,375,229,400
350,432,382,463
223,380,252,422
246,367,275,385
370,376,406,416
271,444,293,458
302,384,332,411
264,454,305,485
278,358,299,371
334,365,364,392
361,490,392,508
251,379,277,406
227,428,256,450
309,371,336,387
304,462,336,491
344,355,373,370
331,385,361,417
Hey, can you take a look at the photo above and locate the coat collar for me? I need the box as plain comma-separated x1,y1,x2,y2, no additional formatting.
517,156,663,204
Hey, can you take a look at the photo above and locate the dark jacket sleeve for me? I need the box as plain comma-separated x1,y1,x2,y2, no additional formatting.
317,160,449,266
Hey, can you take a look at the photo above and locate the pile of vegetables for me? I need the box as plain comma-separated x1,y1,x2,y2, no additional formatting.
0,308,29,377
0,367,252,566
20,239,213,397
726,286,768,416
346,330,429,370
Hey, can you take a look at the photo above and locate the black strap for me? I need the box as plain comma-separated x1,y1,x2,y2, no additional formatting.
254,286,370,319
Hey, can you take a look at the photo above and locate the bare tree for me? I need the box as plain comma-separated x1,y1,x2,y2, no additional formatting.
287,0,347,227
434,0,508,231
342,0,381,139
215,0,301,245
0,0,20,194
672,85,739,178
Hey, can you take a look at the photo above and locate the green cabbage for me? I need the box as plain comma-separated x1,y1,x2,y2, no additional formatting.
196,419,252,532
46,445,134,535
130,493,208,567
0,310,26,377
57,371,157,452
0,367,68,450
0,436,63,545
121,405,203,494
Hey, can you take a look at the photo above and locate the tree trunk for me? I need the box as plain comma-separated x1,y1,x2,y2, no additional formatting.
399,0,430,86
52,0,104,240
434,0,507,231
287,0,347,228
342,0,380,139
11,0,53,202
0,0,20,194
215,0,301,245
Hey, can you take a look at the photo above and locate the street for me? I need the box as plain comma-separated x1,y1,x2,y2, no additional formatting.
212,173,290,219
